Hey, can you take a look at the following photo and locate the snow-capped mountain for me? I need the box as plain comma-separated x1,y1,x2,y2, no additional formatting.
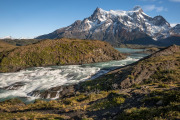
1,36,13,39
36,6,180,46
171,24,180,36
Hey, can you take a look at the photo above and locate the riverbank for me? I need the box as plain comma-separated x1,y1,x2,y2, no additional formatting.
0,45,179,120
0,47,146,102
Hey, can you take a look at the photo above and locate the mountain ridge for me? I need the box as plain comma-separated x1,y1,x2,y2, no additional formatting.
36,6,180,46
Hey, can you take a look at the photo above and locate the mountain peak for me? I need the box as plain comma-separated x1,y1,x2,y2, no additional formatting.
153,15,170,26
174,24,180,28
36,7,174,45
93,7,105,14
133,6,143,12
90,7,107,20
1,36,12,39
94,7,100,13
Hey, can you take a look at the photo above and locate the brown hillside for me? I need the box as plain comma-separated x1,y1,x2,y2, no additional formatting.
0,41,17,52
0,38,125,72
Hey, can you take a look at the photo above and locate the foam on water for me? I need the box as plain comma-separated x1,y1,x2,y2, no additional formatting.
0,65,100,99
0,48,147,101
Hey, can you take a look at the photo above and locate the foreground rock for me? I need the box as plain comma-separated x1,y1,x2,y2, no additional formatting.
0,38,125,72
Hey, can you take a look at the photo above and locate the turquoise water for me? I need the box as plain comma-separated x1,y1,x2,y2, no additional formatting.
0,48,148,101
115,48,145,53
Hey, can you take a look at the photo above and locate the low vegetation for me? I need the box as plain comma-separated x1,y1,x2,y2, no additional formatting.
0,38,125,72
0,39,42,46
0,41,17,52
0,43,179,119
116,89,180,120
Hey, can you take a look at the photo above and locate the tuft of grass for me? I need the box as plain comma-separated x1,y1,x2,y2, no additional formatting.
158,83,169,88
0,112,65,120
89,92,126,111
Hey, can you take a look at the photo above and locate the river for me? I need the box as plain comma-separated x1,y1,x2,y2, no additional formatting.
0,48,147,102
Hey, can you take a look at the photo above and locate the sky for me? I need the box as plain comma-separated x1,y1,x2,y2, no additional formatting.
0,0,180,38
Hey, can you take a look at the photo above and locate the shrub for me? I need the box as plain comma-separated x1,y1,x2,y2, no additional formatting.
158,83,169,88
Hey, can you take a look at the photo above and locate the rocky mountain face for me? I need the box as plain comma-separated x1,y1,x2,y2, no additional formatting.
170,24,180,36
36,6,180,46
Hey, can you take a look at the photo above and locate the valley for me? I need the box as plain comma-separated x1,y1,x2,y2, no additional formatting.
0,3,179,120
0,46,146,102
0,43,179,120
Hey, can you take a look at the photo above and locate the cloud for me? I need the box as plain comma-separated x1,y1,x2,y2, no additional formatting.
169,0,180,2
142,5,168,12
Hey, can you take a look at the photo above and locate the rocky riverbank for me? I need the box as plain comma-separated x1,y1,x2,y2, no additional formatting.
0,45,179,120
25,45,180,99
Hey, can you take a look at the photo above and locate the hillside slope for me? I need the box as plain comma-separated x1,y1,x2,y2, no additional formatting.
0,38,125,72
0,39,42,46
29,45,180,98
0,41,17,52
0,45,179,120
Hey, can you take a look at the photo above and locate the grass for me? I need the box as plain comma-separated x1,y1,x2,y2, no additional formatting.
88,92,126,111
0,41,17,52
79,74,117,92
0,45,179,119
158,83,169,88
116,89,180,120
117,106,180,120
0,39,42,46
0,112,65,120
0,38,124,72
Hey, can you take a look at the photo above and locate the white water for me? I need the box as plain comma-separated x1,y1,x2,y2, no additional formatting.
0,48,147,101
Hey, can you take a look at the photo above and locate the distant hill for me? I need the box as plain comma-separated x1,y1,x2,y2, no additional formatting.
0,41,17,52
0,39,42,46
0,38,125,72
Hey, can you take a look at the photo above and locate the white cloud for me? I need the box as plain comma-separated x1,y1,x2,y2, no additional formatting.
170,23,179,27
169,0,180,2
142,5,168,12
